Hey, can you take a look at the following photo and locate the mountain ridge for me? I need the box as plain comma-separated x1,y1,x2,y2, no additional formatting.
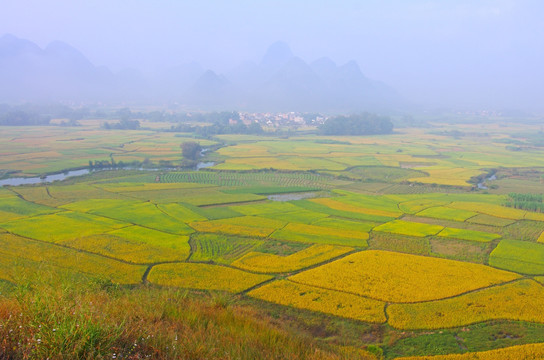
0,34,403,111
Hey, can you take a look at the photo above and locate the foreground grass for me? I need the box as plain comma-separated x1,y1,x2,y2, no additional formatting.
0,278,376,360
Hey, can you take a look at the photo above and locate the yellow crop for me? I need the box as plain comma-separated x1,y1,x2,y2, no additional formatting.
538,231,544,243
189,221,275,237
525,212,544,221
448,202,526,220
372,220,443,237
0,233,145,284
388,280,544,329
62,227,190,264
408,167,481,187
213,215,287,229
1,211,127,242
398,199,449,214
148,263,272,293
395,343,544,360
415,206,478,222
311,198,401,218
248,280,386,323
232,244,353,273
279,223,368,240
290,250,519,303
96,182,210,193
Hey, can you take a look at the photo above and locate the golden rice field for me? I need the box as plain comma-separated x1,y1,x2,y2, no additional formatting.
373,220,444,237
147,262,272,293
388,280,544,329
0,211,127,242
437,227,501,242
395,342,544,360
248,280,386,323
415,206,478,222
271,222,369,246
0,233,145,284
61,227,191,264
189,220,276,237
289,250,520,303
2,123,544,358
232,244,353,273
311,197,401,218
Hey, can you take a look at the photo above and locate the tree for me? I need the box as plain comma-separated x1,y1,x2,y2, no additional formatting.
319,113,393,135
181,141,202,161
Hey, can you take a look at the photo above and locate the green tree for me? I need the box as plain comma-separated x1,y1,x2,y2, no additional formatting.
180,141,202,161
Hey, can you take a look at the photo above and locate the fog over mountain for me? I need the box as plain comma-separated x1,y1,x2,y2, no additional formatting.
0,35,400,112
1,1,543,112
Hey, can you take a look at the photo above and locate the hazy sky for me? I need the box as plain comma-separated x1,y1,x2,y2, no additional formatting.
1,0,543,110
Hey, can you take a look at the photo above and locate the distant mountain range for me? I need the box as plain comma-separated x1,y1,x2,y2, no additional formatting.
0,34,402,112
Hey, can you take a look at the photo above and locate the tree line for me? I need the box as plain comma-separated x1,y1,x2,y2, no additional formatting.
319,113,393,135
504,193,544,213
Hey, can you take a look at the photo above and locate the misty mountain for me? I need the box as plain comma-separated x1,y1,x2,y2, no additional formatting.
152,62,205,101
0,34,402,111
185,70,234,110
0,34,117,102
185,41,401,112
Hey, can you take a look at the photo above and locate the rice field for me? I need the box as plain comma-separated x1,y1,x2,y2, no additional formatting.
188,233,263,264
416,206,478,222
270,223,369,246
396,342,544,360
3,124,544,358
489,239,544,275
231,244,353,273
248,280,386,323
0,233,146,284
437,227,501,242
147,263,272,292
373,220,444,237
62,199,195,235
388,280,544,329
0,211,127,242
289,250,519,303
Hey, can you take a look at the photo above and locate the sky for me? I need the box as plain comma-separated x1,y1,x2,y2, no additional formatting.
1,0,543,111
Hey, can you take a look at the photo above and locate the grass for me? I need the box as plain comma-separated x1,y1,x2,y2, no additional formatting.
0,278,377,360
387,321,544,359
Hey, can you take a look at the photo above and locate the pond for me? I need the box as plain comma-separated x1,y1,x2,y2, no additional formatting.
267,192,317,202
